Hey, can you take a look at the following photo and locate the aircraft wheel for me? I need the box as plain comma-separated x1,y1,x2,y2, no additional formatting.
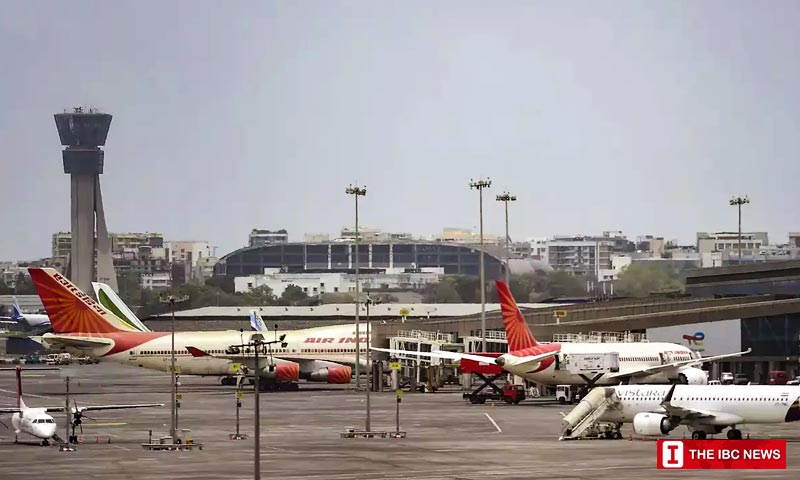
691,431,707,440
727,429,742,440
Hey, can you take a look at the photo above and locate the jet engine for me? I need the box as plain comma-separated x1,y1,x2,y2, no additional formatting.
274,362,300,382
308,365,352,384
678,367,708,385
632,412,674,436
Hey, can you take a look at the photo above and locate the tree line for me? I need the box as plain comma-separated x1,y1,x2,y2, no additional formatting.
421,262,685,303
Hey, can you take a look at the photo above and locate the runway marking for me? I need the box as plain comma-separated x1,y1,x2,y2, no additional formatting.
84,422,127,427
110,444,131,451
484,413,502,433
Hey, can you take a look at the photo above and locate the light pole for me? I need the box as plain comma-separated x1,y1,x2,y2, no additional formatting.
160,294,188,445
470,178,491,352
346,184,367,387
365,293,371,432
228,333,287,480
363,292,380,432
496,191,516,285
730,196,750,264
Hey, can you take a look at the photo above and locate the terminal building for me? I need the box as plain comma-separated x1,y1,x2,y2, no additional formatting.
214,242,507,279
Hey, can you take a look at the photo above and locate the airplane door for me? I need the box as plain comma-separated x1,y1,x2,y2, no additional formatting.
660,352,675,365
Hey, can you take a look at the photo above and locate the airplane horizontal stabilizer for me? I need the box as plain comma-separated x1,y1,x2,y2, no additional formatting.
371,347,501,365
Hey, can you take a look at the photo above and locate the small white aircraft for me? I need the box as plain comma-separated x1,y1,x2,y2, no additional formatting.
0,366,162,445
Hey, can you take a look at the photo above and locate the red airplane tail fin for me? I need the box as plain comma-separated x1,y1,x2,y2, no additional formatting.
496,281,538,351
28,268,126,334
16,366,26,409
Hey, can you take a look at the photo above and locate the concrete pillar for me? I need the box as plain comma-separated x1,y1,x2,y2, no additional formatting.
70,175,96,294
461,373,472,391
94,178,117,290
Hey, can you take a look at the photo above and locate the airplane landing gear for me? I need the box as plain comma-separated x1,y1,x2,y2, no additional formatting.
602,424,624,439
727,428,742,440
40,439,49,446
691,431,707,440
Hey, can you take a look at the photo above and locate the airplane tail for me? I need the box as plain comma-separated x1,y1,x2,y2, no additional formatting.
250,310,268,332
16,366,26,409
92,282,150,332
28,268,129,334
496,281,539,351
10,297,23,320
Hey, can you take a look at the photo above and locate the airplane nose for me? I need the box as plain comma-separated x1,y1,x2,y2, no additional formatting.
495,356,506,367
43,424,57,439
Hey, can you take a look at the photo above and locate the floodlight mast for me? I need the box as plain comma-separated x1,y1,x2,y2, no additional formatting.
345,184,367,387
470,178,491,352
159,294,188,445
729,196,750,264
227,333,287,480
496,192,517,285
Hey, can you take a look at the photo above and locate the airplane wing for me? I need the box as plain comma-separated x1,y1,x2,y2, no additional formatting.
659,385,743,425
43,335,114,349
370,347,503,365
606,349,752,380
76,403,163,413
0,406,66,413
501,351,560,372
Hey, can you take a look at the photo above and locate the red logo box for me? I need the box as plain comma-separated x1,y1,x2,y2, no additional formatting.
658,440,786,469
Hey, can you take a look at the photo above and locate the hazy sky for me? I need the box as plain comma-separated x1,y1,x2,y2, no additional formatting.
2,1,799,260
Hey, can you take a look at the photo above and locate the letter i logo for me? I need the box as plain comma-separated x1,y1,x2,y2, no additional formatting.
661,441,684,468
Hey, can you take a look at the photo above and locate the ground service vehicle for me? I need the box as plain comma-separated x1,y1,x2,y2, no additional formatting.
463,384,525,405
556,385,584,404
720,372,734,384
734,373,749,385
769,370,789,385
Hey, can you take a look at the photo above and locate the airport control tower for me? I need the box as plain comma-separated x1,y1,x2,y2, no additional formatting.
54,107,118,293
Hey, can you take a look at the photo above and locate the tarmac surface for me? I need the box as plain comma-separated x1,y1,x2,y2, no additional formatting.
0,362,799,479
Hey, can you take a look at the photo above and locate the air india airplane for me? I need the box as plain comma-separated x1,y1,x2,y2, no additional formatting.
29,268,361,388
373,280,749,386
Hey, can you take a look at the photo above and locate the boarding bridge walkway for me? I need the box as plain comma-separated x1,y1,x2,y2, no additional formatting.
560,387,620,440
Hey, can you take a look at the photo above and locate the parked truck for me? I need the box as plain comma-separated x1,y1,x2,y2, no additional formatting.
463,384,526,405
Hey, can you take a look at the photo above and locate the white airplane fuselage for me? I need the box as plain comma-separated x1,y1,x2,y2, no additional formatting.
500,342,700,385
599,384,800,426
44,324,369,377
11,408,58,440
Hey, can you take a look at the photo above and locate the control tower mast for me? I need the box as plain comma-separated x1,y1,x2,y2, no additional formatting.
54,107,118,293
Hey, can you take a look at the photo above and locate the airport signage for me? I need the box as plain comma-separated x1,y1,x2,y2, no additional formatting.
389,362,401,370
657,440,786,469
554,310,567,318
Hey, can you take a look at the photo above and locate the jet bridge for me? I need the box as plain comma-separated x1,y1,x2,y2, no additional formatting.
559,386,622,440
388,330,459,386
